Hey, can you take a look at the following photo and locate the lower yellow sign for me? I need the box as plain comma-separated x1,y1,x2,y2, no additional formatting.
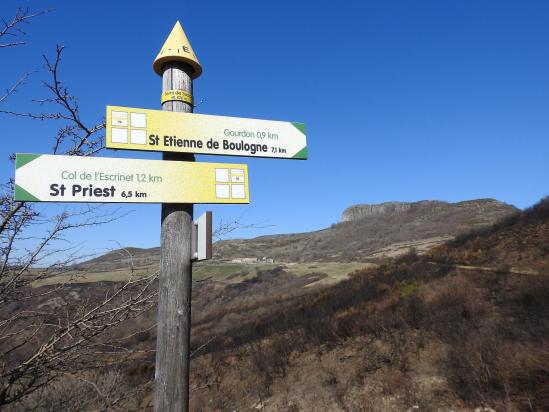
14,154,249,204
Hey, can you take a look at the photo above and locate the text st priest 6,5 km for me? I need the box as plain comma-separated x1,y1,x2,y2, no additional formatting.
14,154,249,204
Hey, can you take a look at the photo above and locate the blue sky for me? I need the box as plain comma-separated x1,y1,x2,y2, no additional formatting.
1,1,548,256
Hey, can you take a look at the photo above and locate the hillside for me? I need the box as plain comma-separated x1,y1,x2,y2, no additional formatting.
214,198,517,262
428,198,549,273
181,197,549,411
75,199,549,410
7,198,547,410
72,198,517,273
75,246,160,272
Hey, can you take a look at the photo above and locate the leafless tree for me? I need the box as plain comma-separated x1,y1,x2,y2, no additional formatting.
0,7,49,106
0,8,158,410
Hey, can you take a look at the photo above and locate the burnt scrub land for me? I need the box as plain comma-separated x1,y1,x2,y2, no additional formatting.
186,198,549,411
1,198,548,411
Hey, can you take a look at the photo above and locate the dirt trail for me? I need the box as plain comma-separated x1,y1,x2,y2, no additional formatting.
427,261,539,276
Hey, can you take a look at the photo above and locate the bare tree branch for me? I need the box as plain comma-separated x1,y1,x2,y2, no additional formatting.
0,72,35,106
214,207,274,241
0,8,50,49
0,45,105,156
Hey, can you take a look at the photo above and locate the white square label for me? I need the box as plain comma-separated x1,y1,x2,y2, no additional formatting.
130,112,147,128
216,184,230,199
130,129,147,144
231,184,245,199
111,111,128,127
111,128,128,143
231,169,245,183
215,168,229,182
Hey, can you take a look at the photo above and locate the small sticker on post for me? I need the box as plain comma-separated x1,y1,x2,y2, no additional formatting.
161,90,194,105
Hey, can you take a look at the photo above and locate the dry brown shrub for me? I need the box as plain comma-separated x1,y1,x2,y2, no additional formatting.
422,274,490,343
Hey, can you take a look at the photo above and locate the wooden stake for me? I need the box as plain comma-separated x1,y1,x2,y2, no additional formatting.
155,61,195,412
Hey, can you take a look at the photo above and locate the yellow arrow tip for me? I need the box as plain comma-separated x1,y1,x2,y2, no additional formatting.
153,21,202,79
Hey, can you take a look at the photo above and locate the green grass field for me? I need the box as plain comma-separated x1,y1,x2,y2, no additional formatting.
32,261,375,287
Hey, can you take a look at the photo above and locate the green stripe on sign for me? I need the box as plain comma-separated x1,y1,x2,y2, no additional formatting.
292,146,308,159
14,185,39,202
291,122,306,135
16,154,41,169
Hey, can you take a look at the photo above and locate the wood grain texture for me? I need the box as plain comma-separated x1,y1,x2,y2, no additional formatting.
155,61,195,412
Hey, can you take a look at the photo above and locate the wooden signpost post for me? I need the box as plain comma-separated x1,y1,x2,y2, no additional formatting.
153,21,198,412
13,20,307,412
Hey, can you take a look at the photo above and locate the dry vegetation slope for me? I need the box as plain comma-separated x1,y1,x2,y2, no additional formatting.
185,198,549,411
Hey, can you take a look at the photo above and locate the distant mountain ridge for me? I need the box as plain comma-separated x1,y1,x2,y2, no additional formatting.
215,198,517,262
77,198,518,268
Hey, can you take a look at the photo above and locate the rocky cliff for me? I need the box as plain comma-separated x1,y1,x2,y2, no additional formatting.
342,201,415,221
342,199,512,222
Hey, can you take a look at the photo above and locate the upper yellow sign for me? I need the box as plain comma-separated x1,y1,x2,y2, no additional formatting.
106,105,308,160
153,21,202,79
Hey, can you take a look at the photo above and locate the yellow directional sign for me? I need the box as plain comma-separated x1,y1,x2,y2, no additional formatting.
153,21,202,79
106,105,308,159
14,154,249,204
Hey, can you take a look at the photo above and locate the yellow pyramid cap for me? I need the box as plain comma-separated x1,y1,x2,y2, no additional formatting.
153,21,202,79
